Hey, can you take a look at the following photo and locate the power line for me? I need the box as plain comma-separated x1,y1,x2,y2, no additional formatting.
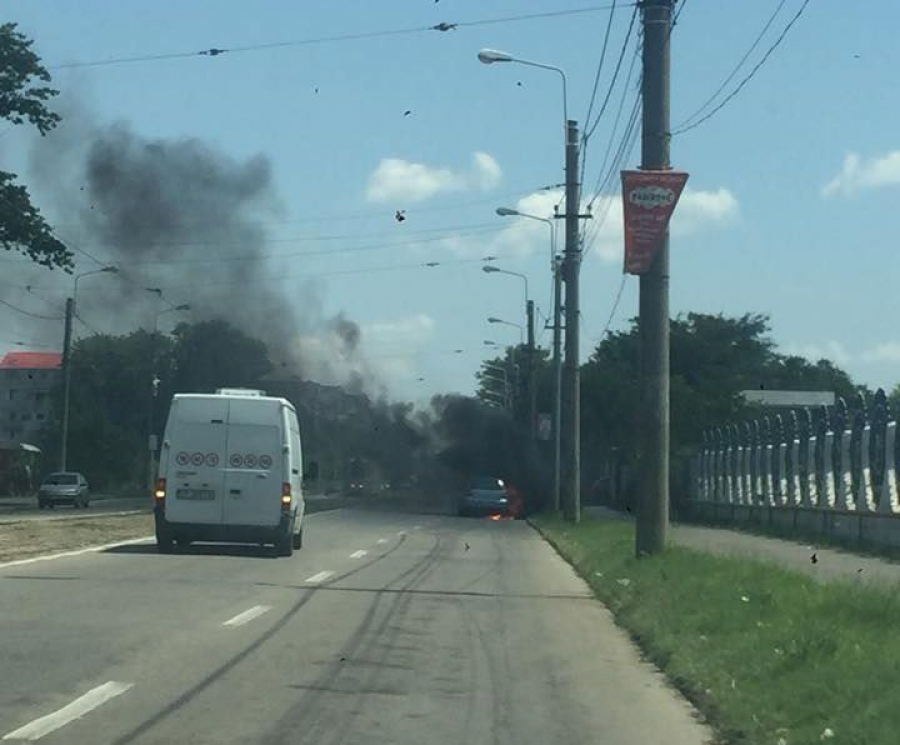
583,0,619,134
584,5,639,141
0,297,63,321
594,274,628,345
672,0,811,136
52,5,633,70
675,0,787,131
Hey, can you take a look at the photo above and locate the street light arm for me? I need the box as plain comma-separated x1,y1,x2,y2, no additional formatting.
512,59,567,128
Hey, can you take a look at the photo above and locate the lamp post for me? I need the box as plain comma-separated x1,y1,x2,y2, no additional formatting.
481,49,583,520
496,207,562,512
60,266,118,471
483,263,536,448
147,299,191,496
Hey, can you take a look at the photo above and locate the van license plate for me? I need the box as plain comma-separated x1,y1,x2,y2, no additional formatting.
176,488,215,501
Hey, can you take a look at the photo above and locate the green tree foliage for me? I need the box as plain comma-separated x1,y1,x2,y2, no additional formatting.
0,23,72,269
582,312,862,463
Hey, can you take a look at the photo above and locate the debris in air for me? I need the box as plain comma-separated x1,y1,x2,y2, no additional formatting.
517,81,523,87
395,210,406,222
200,48,227,57
432,22,458,32
404,110,412,116
810,552,818,564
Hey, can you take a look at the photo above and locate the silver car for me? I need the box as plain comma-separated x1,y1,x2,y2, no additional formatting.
458,476,509,517
38,472,90,509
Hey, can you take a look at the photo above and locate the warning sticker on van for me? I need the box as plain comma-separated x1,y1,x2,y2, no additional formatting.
259,454,272,469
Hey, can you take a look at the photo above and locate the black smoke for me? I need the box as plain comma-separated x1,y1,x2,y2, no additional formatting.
28,114,375,390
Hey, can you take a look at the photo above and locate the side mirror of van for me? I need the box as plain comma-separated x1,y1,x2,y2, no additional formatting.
303,461,320,481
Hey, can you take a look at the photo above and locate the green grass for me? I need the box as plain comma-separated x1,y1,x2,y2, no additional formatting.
533,515,900,745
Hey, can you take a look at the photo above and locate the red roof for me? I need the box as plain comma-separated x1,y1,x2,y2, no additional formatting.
0,352,62,370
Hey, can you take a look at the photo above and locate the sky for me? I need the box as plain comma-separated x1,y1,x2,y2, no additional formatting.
2,0,900,405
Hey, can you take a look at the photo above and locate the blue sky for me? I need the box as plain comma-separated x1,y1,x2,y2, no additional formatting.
3,0,899,403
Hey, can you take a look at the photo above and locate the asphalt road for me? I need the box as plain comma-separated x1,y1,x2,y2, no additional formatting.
0,508,712,744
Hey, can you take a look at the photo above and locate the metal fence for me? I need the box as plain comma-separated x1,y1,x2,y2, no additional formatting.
689,390,900,546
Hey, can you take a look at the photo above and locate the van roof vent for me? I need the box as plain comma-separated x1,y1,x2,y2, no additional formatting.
215,388,267,397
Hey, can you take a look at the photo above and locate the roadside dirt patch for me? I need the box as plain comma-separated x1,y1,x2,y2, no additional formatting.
0,514,154,563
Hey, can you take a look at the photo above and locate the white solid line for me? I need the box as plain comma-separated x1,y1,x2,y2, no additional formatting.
0,536,154,571
3,681,133,741
349,550,367,559
376,538,389,545
222,605,272,628
305,570,334,584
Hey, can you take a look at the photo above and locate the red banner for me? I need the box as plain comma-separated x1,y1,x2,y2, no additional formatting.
621,170,689,275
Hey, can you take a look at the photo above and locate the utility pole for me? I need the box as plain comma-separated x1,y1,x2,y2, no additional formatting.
551,256,563,512
526,299,536,446
636,0,673,556
561,119,582,522
59,298,74,471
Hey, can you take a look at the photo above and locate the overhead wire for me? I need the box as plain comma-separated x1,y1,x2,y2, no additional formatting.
583,0,619,139
675,0,787,132
52,4,634,70
0,297,63,321
672,0,811,136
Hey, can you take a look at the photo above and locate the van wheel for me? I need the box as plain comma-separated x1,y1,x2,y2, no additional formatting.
275,528,294,557
156,531,175,554
292,527,303,550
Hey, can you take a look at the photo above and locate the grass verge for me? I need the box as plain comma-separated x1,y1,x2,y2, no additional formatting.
533,514,900,745
0,514,154,563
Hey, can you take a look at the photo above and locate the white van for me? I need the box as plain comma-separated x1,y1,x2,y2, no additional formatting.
154,388,306,556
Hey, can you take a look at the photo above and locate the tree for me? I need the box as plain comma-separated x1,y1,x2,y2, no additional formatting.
0,22,72,269
580,313,863,505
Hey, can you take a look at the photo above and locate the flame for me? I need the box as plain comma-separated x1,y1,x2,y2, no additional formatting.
489,514,503,521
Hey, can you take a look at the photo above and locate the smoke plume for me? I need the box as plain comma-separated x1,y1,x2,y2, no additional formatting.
28,112,378,392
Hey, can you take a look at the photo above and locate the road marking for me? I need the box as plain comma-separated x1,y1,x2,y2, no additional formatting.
349,550,367,559
305,570,334,584
376,538,389,545
3,681,133,741
0,537,154,571
222,605,272,628
396,530,406,537
413,525,422,530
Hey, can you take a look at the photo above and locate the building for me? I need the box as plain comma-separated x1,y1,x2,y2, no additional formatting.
0,351,62,450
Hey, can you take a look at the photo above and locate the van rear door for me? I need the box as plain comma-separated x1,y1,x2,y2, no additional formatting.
222,398,283,528
164,397,228,526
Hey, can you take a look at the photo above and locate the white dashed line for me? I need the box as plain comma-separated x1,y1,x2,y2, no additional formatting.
305,570,334,584
222,605,272,628
0,537,154,571
376,538,389,545
349,550,367,559
3,681,133,741
397,530,406,537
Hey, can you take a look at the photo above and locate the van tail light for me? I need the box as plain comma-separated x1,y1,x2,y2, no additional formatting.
281,482,292,512
155,478,167,510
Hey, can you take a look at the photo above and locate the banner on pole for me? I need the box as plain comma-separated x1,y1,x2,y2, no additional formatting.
621,170,689,275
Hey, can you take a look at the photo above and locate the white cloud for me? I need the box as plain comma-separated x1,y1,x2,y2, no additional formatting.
862,342,900,364
472,152,503,190
782,341,852,366
821,150,900,197
365,152,503,203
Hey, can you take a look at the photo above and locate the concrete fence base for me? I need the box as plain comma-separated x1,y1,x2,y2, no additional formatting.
683,500,900,551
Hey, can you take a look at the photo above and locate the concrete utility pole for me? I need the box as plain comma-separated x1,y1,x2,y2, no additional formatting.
551,256,563,512
59,297,74,471
636,0,673,556
526,299,536,446
561,119,582,522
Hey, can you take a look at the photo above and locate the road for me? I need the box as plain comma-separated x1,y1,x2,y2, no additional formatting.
0,508,712,744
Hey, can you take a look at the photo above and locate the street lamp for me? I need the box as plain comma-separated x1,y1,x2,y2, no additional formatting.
477,48,568,126
482,46,581,521
481,265,528,304
497,206,563,512
487,316,524,344
60,265,118,471
146,301,191,495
